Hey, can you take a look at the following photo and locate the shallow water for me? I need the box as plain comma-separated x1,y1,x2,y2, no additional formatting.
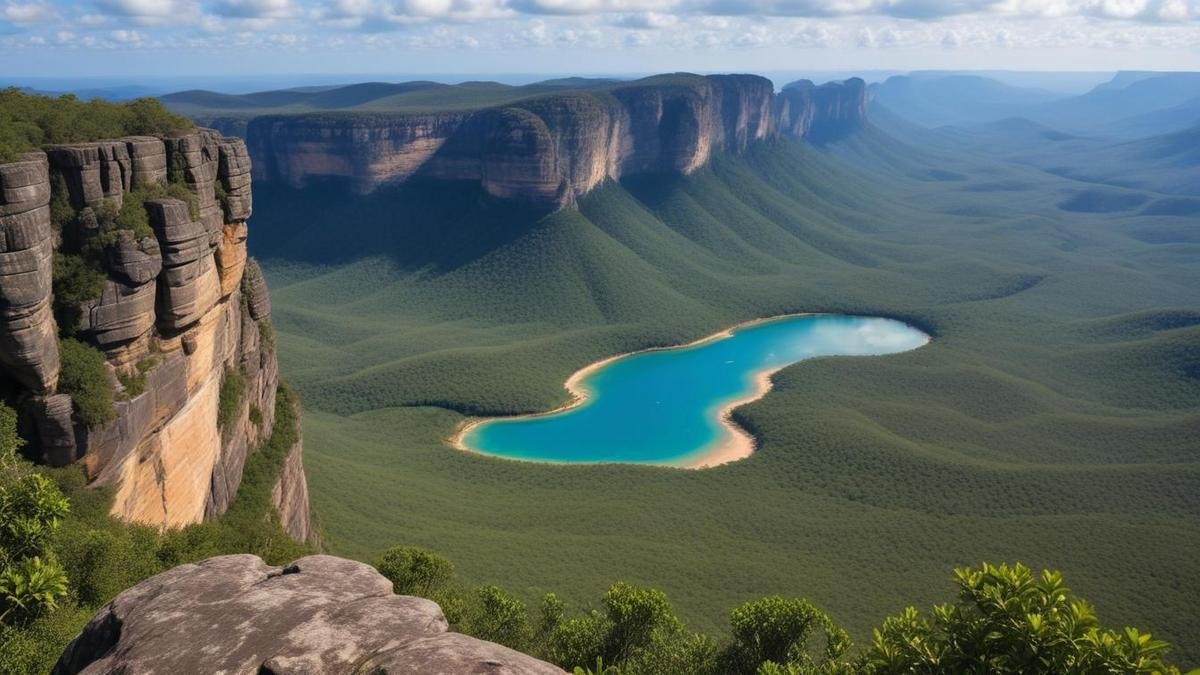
460,315,929,466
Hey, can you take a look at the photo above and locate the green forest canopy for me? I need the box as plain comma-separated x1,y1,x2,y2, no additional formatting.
0,88,192,161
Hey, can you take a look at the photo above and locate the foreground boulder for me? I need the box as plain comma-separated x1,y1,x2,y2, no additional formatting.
55,554,563,674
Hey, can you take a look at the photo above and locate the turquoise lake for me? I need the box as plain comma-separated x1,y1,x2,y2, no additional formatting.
459,315,929,466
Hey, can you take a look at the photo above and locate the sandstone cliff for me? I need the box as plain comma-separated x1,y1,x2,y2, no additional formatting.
55,554,563,674
0,129,313,539
241,74,866,209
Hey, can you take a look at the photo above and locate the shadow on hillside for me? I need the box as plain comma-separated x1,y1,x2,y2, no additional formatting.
247,177,552,272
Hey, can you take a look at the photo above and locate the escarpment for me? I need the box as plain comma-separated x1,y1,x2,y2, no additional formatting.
242,74,866,209
0,129,313,539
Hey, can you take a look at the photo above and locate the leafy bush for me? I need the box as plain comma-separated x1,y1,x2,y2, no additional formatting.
0,404,21,462
0,88,191,162
550,582,684,670
467,585,531,652
373,546,454,597
115,356,159,400
217,367,246,431
51,254,105,335
862,563,1179,674
0,447,71,626
56,338,115,428
0,558,68,624
93,183,197,251
258,321,275,352
0,474,70,563
723,596,850,674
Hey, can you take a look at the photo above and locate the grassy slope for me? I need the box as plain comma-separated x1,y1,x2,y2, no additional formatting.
249,133,1200,664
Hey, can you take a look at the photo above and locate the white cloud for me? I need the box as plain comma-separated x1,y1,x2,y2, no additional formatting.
3,2,58,24
613,11,679,27
95,0,199,24
209,0,298,19
110,27,146,42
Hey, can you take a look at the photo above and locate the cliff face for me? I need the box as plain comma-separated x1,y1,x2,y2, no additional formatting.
0,130,312,539
775,78,868,142
242,75,864,209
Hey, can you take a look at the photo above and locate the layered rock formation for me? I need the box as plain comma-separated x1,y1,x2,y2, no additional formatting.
242,74,866,209
0,130,312,539
775,78,869,142
55,554,563,674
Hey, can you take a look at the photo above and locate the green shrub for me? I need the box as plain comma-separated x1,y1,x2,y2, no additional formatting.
92,183,196,252
550,582,685,670
248,405,263,427
374,546,454,598
723,596,850,674
47,174,74,238
51,254,104,335
115,357,157,400
0,474,69,561
214,180,231,221
862,563,1181,674
0,404,22,464
56,338,114,428
258,321,276,352
0,557,68,624
467,585,531,652
217,367,246,431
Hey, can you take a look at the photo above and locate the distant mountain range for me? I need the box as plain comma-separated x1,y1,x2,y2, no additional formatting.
870,70,1200,138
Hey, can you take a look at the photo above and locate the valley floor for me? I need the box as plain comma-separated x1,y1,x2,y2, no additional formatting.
251,131,1200,664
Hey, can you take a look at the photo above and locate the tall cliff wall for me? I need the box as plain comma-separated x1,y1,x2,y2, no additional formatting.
241,75,865,209
0,129,312,540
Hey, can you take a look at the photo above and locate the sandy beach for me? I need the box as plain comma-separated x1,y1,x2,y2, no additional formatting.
448,313,817,468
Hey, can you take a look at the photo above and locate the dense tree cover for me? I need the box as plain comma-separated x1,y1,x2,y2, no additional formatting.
0,88,192,161
371,544,1188,674
0,388,312,672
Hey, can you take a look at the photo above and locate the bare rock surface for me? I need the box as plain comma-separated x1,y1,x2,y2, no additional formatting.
0,152,59,393
54,554,563,675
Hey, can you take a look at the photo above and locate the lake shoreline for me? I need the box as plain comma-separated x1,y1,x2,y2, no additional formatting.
447,312,822,468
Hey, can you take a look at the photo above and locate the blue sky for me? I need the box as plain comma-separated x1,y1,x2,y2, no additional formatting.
2,0,1198,78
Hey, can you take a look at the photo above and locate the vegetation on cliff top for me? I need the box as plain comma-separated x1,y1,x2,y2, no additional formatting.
0,88,192,162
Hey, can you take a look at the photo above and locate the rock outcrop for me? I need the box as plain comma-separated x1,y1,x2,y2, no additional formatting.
0,130,313,538
54,554,563,674
775,78,868,142
0,152,59,394
242,74,867,209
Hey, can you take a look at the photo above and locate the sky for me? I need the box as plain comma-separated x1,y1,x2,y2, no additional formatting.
1,0,1198,80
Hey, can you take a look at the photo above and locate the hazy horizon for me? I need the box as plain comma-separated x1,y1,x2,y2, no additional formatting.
3,0,1199,79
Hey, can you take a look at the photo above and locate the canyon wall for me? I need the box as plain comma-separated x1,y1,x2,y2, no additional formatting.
0,130,312,540
241,75,866,209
